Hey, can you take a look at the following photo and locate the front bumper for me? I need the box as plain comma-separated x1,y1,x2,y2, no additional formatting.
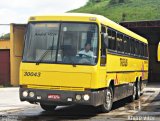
19,88,105,106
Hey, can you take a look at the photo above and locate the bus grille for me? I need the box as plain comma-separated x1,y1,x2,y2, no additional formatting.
27,85,85,91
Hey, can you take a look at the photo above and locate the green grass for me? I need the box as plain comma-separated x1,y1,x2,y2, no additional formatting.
70,0,160,22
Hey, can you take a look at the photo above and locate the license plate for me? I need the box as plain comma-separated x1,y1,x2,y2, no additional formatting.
48,94,60,100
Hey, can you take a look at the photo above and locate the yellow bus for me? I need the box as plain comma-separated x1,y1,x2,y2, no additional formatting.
19,13,148,112
157,43,160,61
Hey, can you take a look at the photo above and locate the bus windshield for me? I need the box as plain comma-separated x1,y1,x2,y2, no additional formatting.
23,22,98,65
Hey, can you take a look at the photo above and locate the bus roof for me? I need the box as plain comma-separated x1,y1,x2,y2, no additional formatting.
29,13,148,44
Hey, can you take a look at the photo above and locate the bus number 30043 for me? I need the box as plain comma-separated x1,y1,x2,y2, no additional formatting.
24,72,41,77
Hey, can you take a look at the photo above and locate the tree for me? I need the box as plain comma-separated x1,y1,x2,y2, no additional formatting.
121,13,127,21
110,0,117,4
0,33,10,40
119,0,124,3
109,0,128,4
95,0,101,2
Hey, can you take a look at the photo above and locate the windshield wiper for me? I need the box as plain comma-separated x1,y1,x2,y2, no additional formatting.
36,46,53,65
36,34,55,65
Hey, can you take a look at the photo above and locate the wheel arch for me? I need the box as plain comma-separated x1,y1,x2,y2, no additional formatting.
135,76,140,85
106,79,115,95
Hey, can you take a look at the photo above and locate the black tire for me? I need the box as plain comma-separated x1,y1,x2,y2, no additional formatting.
99,87,113,113
40,103,57,111
135,81,141,100
140,81,144,95
129,83,136,102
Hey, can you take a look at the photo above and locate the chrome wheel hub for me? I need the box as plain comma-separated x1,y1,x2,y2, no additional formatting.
105,90,112,109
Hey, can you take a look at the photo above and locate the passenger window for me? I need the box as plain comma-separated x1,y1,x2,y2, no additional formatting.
130,38,135,55
124,36,127,53
143,44,147,57
138,41,141,56
108,29,116,51
145,45,148,57
108,29,112,49
143,44,145,57
116,33,123,53
107,28,147,58
140,43,144,56
127,37,131,54
135,40,139,56
124,36,130,54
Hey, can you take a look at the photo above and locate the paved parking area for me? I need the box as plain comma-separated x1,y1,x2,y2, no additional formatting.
0,84,160,121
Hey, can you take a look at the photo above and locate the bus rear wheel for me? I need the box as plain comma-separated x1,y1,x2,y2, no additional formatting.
129,83,136,102
135,81,141,100
40,103,57,111
99,87,113,113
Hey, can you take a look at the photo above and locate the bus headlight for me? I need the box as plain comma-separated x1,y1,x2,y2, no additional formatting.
76,95,81,100
29,92,35,98
83,94,90,101
22,91,28,97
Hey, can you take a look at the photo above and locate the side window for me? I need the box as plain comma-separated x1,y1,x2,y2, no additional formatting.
112,31,116,50
108,29,116,51
140,43,144,56
108,29,112,49
138,41,141,56
135,40,139,56
101,25,107,56
143,44,146,57
117,33,124,53
139,42,148,58
124,36,130,54
139,42,142,56
124,36,128,53
145,44,148,57
130,38,135,55
143,44,147,57
127,37,130,54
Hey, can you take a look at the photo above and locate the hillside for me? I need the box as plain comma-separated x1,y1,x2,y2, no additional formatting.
70,0,160,22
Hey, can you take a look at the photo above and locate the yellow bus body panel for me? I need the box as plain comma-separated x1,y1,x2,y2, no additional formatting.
106,53,148,86
158,44,160,61
20,63,100,90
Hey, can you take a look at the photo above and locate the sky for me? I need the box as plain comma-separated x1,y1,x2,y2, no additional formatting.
0,0,88,35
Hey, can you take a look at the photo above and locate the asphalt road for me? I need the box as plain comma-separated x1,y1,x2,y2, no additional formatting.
0,84,160,121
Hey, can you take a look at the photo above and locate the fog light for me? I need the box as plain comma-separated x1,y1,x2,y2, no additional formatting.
67,98,73,102
83,94,90,101
22,91,28,97
76,95,81,100
29,92,35,98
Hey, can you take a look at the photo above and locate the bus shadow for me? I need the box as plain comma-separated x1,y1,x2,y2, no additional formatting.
19,97,136,121
39,105,98,120
39,97,132,120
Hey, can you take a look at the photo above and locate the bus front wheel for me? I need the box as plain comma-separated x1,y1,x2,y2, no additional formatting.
99,87,113,113
40,103,57,111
